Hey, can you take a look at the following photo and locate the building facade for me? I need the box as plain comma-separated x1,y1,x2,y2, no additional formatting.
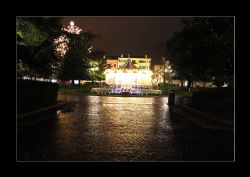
105,54,153,93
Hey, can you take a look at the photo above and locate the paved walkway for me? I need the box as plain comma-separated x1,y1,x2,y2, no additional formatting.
18,95,234,161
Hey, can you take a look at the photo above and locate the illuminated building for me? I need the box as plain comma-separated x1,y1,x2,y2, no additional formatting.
105,54,153,93
152,65,164,84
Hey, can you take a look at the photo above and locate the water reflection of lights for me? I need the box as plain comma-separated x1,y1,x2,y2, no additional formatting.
55,95,172,160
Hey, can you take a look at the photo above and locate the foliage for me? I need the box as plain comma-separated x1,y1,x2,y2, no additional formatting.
91,88,111,94
88,49,106,81
82,81,105,89
158,83,193,96
59,82,105,90
141,89,162,95
57,29,99,82
17,17,62,78
166,17,234,87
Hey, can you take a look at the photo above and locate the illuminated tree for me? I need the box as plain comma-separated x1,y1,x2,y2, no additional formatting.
53,21,82,58
56,21,98,84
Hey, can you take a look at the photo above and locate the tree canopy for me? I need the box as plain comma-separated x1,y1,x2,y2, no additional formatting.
56,30,100,83
17,17,62,78
166,17,234,87
17,17,106,84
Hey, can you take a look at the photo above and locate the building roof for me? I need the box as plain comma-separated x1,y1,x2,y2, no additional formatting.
119,55,150,59
120,59,138,70
105,55,151,59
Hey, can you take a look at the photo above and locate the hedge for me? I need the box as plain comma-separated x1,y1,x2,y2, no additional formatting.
192,87,234,115
17,79,59,115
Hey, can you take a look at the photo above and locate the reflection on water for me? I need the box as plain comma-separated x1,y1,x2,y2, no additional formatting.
18,95,234,161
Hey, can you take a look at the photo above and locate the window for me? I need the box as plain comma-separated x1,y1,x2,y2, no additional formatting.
139,60,147,63
141,66,149,70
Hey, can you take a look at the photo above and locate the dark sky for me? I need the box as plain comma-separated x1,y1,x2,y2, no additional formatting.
62,17,184,65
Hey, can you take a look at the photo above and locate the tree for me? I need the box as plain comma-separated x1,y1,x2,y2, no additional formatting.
166,17,234,88
17,17,62,79
57,28,98,84
88,49,106,82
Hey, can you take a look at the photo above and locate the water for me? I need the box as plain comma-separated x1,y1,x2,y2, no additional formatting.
17,95,234,161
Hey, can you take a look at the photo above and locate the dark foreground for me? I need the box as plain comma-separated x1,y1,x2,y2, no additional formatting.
18,95,234,161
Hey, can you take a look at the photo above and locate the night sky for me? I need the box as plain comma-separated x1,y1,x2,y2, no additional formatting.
62,17,184,65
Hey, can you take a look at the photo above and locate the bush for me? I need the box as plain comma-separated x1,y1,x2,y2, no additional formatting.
158,83,188,95
59,82,107,90
91,88,111,94
141,89,162,95
17,79,59,114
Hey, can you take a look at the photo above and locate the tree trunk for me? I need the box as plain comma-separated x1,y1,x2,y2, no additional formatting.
71,79,74,85
78,80,81,85
181,80,183,87
203,82,206,88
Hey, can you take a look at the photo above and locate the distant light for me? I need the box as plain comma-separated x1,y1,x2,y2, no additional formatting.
222,82,228,87
184,81,188,87
52,79,57,83
70,21,74,27
23,76,30,80
88,46,93,53
74,80,79,84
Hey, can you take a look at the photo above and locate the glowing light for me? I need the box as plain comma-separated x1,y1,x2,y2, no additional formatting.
70,21,74,27
74,80,79,84
223,82,228,87
105,68,153,87
54,21,82,58
23,76,30,80
62,21,82,34
88,46,93,53
184,81,188,87
53,35,69,57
